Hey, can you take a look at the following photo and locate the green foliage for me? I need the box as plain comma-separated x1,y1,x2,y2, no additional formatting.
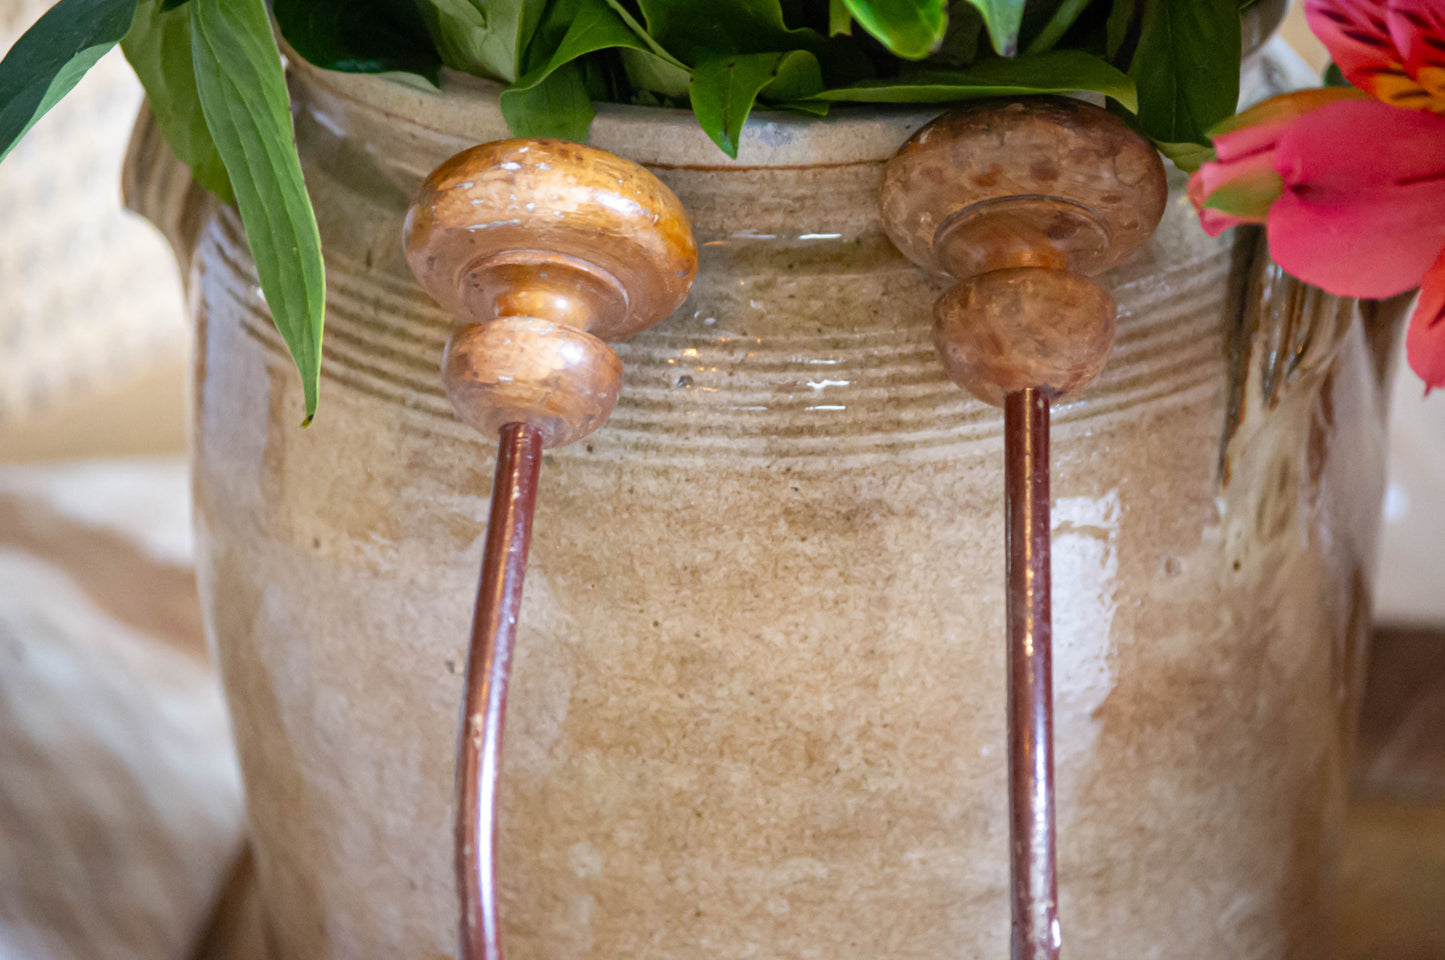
501,0,687,139
690,50,823,155
838,0,947,59
121,0,230,202
962,0,1025,56
0,0,137,165
1106,0,1136,58
191,0,326,423
1024,0,1091,55
932,3,984,66
636,0,835,64
412,0,546,82
813,49,1135,111
1152,138,1213,173
0,0,1250,419
272,0,441,85
1123,0,1241,151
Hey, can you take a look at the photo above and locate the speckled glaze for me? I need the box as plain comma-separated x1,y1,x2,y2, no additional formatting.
127,24,1404,960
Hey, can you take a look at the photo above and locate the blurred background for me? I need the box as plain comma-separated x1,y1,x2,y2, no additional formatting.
0,1,1441,958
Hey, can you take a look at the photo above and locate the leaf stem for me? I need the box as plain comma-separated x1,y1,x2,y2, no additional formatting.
1024,0,1093,55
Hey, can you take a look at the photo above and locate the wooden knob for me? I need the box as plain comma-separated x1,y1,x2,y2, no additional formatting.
442,319,622,449
881,98,1167,405
404,139,697,446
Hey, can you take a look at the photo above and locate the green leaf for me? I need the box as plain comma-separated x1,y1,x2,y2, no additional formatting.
273,0,441,86
829,0,853,35
1152,138,1212,172
500,59,593,139
501,0,690,140
1106,0,1137,59
762,50,825,101
1127,0,1240,147
413,0,546,82
638,0,831,64
190,0,326,423
533,0,687,75
840,0,946,59
601,0,689,65
689,50,823,157
0,0,138,165
811,49,1137,111
620,47,692,99
774,98,831,116
121,0,230,203
1024,0,1092,55
932,2,984,66
961,0,1025,57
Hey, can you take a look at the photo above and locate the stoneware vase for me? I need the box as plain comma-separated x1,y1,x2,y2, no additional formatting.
124,10,1406,957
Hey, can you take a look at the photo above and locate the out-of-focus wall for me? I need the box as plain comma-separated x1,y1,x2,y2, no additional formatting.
1377,356,1445,626
1280,0,1328,72
0,0,188,460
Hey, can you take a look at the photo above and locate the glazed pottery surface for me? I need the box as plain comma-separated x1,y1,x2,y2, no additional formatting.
127,27,1401,959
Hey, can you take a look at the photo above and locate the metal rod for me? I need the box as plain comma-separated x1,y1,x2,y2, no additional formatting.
457,422,545,960
1004,387,1060,960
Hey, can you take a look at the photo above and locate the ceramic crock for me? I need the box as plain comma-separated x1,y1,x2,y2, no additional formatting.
124,18,1405,959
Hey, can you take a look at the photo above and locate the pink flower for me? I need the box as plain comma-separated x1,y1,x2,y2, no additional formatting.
1307,0,1445,112
1187,87,1367,236
1188,0,1445,391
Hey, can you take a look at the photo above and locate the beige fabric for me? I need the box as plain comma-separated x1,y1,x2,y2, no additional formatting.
0,458,244,959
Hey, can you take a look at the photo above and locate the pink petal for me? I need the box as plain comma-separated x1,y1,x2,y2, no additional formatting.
1386,0,1445,104
1188,169,1247,235
1192,149,1275,202
1266,98,1445,298
1187,166,1208,212
1275,96,1445,185
1405,245,1445,391
1307,0,1437,109
1198,206,1255,238
1210,87,1368,161
1308,0,1401,77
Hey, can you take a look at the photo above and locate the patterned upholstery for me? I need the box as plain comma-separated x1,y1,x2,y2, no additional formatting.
0,0,186,427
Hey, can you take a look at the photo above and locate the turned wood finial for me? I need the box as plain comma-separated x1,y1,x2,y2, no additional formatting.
880,97,1167,405
404,138,698,960
405,138,698,447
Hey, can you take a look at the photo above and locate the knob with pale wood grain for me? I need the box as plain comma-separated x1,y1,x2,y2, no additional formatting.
405,138,697,446
881,97,1167,405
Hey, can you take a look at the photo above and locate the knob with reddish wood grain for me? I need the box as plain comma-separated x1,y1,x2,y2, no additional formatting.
880,97,1168,405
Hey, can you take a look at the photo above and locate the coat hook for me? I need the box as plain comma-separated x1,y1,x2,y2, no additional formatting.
405,138,697,960
881,98,1168,960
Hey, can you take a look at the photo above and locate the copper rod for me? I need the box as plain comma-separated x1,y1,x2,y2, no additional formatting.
1004,387,1060,960
457,422,545,960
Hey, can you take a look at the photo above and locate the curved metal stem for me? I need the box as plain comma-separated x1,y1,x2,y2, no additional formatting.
457,422,544,960
1005,388,1060,960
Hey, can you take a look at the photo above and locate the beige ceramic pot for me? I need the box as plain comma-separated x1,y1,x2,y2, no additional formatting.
126,20,1405,959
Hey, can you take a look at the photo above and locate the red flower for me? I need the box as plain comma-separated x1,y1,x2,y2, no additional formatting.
1188,0,1445,391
